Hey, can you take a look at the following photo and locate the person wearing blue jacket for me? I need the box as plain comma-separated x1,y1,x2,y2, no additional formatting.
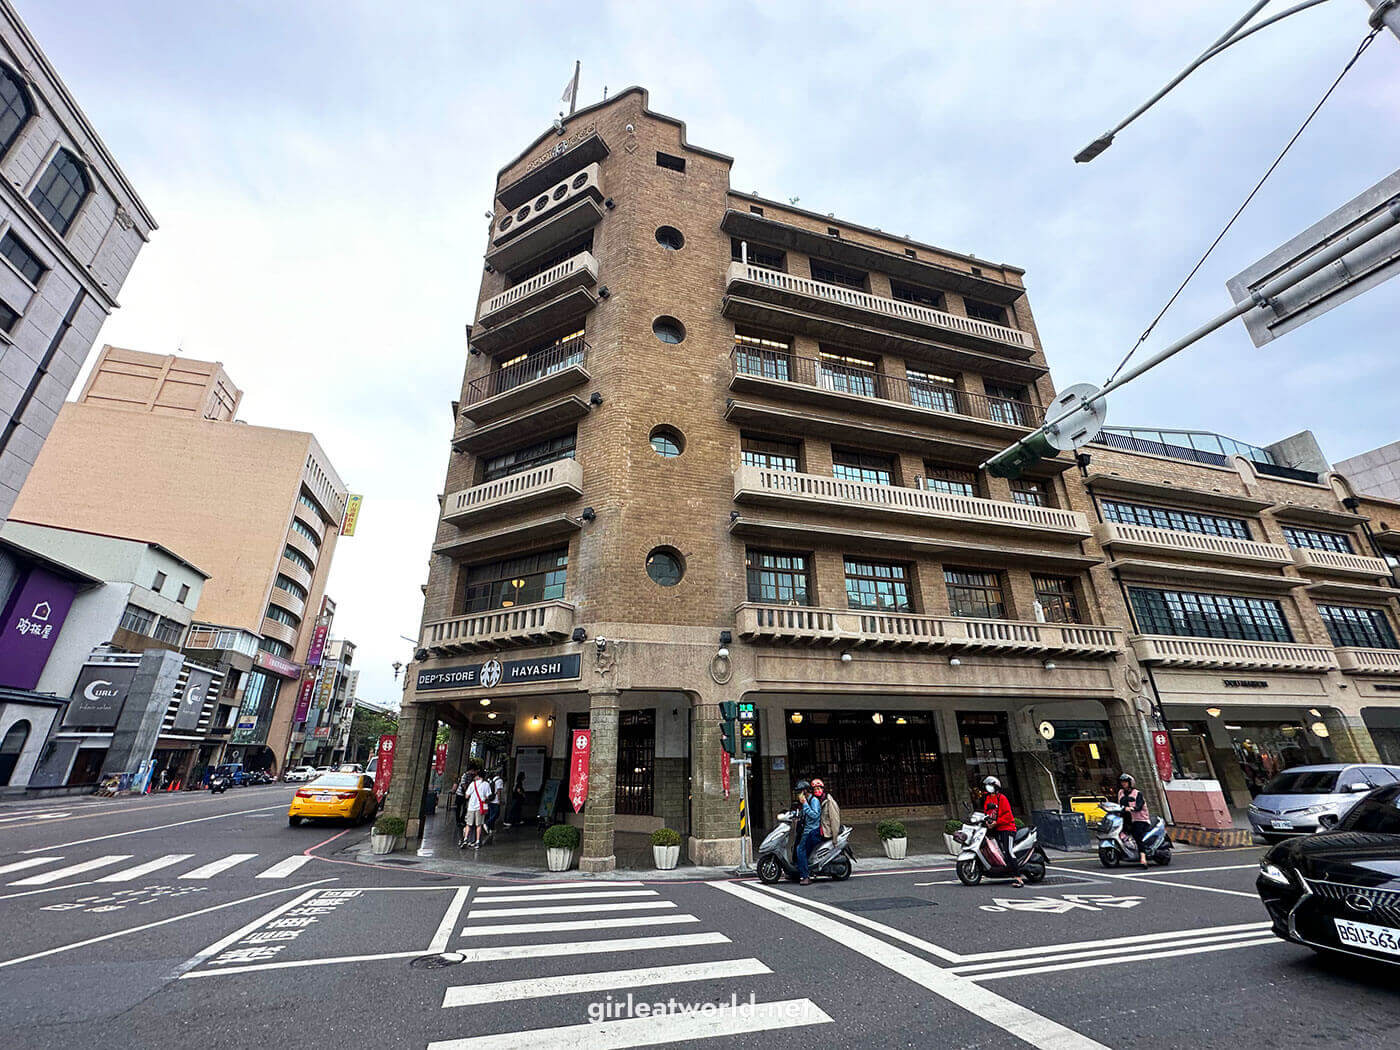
794,780,823,885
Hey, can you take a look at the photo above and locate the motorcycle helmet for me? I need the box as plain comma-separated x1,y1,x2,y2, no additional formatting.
794,779,812,795
982,776,1001,792
1119,773,1135,786
811,778,825,797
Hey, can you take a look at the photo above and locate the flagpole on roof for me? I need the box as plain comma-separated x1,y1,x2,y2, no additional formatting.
568,60,580,115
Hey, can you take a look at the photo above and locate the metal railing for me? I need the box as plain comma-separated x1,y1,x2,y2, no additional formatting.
726,262,1035,349
730,346,1042,427
465,338,589,404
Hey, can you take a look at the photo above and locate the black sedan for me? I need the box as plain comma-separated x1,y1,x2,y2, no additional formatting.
1257,782,1400,965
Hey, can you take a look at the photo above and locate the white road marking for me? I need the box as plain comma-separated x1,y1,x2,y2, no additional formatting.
465,900,678,918
441,958,772,1008
255,855,313,879
1113,863,1262,877
183,933,733,978
1090,868,1258,898
716,881,1111,1050
2,879,336,973
425,998,831,1050
10,854,131,885
0,856,61,875
20,805,288,853
461,914,699,937
952,929,1275,973
470,889,659,903
971,936,1283,981
429,887,472,953
474,880,645,893
955,921,1272,963
180,853,258,879
169,886,328,979
0,812,69,824
95,854,194,882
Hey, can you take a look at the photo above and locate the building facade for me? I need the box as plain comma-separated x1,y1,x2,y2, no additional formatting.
385,88,1400,869
0,2,155,523
9,349,349,775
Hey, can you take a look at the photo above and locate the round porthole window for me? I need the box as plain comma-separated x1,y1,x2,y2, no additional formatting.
649,426,684,458
534,194,550,211
646,547,685,587
652,316,685,344
572,173,589,189
516,205,531,222
553,184,568,200
655,226,684,250
498,215,513,231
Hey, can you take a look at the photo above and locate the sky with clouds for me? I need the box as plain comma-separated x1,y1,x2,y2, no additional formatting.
21,1,1400,706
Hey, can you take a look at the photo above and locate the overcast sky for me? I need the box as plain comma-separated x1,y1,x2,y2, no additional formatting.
23,1,1400,706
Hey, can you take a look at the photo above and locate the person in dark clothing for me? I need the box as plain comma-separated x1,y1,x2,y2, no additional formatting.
505,771,526,827
793,780,822,885
1117,773,1151,867
982,776,1024,887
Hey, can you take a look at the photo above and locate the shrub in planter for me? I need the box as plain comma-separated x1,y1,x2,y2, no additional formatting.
943,818,965,857
877,819,908,860
944,819,964,835
543,823,580,871
651,827,682,870
371,815,405,855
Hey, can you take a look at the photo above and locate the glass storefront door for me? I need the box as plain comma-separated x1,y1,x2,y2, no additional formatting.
1227,721,1330,796
958,712,1024,814
785,710,945,807
1045,720,1120,802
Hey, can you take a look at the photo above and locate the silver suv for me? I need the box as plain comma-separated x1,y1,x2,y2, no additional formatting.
1247,763,1400,842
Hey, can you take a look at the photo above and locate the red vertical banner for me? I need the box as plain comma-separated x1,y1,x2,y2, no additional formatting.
374,734,396,801
434,743,447,775
1152,730,1174,784
568,729,591,812
720,750,731,799
293,671,318,722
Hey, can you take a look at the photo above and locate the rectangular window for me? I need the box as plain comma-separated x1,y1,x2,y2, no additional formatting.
152,571,167,592
964,298,1009,326
923,464,977,497
944,568,1005,619
283,545,315,575
1128,587,1292,642
985,382,1032,426
844,559,912,612
729,238,785,271
749,205,763,216
0,299,17,333
655,151,685,172
832,448,894,486
177,583,191,604
290,518,322,550
906,369,959,413
746,550,812,605
1102,499,1252,540
1011,479,1048,507
786,710,945,807
1033,575,1082,624
462,547,568,614
741,434,799,472
482,431,575,482
0,231,44,283
734,332,792,380
1317,604,1398,649
1283,526,1354,554
810,262,866,291
818,349,878,397
119,604,156,635
890,281,944,309
153,617,185,645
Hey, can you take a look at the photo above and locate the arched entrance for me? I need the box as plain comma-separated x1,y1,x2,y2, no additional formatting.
0,721,31,786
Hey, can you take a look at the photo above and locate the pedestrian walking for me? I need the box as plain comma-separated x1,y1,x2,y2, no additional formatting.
459,769,489,849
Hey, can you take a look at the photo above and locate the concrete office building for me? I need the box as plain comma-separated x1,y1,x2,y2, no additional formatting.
384,89,1400,868
1335,440,1400,503
10,348,349,774
0,2,155,523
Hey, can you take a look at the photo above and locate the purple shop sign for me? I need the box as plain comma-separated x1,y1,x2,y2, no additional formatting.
292,671,317,722
306,622,329,666
0,567,78,690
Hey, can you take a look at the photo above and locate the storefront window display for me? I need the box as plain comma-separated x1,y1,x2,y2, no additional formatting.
1045,720,1120,802
1229,721,1329,796
786,710,945,808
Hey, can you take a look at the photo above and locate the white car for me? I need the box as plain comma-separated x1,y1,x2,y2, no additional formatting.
285,766,318,783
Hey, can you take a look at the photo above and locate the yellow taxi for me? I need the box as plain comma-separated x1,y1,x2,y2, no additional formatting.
288,772,378,826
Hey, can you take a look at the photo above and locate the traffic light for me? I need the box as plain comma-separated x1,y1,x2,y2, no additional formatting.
718,701,738,755
737,701,758,755
984,430,1057,480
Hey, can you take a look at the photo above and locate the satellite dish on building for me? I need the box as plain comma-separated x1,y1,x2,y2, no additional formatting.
1044,383,1107,452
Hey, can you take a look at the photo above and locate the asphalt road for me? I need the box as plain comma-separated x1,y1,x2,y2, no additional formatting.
0,789,1395,1049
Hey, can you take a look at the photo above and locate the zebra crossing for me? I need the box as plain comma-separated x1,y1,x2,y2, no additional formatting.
426,880,833,1049
1,852,315,886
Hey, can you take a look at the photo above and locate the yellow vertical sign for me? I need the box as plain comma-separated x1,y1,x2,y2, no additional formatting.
341,494,363,536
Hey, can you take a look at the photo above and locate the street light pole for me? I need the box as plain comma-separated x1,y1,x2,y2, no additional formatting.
1363,0,1400,38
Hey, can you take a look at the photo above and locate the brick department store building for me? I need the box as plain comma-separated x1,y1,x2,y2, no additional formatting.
383,87,1400,869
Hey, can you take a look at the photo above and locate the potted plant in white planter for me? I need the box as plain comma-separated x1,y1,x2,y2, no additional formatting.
944,819,964,856
878,819,908,860
371,815,405,855
543,823,580,872
651,827,681,870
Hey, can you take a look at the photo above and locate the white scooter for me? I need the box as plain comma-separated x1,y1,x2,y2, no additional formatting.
953,811,1048,886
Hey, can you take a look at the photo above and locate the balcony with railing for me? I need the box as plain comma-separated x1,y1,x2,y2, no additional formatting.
729,346,1042,435
735,603,1121,655
478,251,599,329
260,617,299,648
1334,647,1400,675
1130,635,1338,671
442,458,582,526
725,262,1036,356
420,600,576,655
732,465,1089,540
1289,547,1393,579
1092,522,1293,567
461,338,591,424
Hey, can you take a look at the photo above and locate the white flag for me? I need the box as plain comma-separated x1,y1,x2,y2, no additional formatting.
561,69,578,104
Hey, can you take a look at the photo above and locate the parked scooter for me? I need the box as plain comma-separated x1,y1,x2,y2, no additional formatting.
756,809,855,884
953,810,1048,886
208,772,232,794
1096,801,1173,867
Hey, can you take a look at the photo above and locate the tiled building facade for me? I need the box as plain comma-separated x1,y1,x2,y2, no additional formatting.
385,88,1400,868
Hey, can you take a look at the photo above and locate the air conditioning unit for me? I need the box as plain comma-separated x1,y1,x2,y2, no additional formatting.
492,164,603,246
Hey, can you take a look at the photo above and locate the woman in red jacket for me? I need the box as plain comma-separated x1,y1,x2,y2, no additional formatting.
982,776,1024,887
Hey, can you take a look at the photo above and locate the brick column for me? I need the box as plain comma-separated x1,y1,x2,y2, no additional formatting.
1323,709,1381,764
380,699,438,842
690,698,743,866
1105,699,1167,819
579,686,619,873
